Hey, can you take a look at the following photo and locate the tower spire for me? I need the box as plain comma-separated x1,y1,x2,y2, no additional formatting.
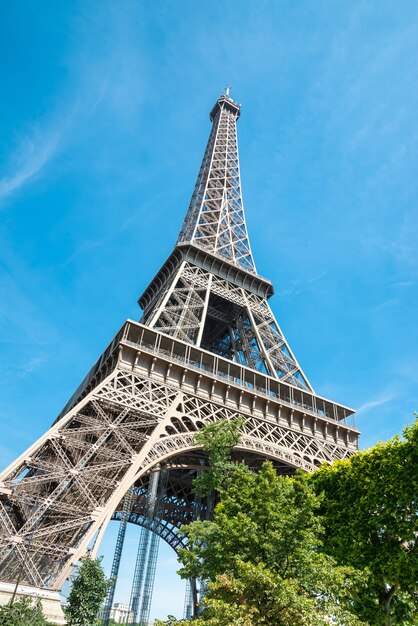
139,93,313,390
177,91,256,274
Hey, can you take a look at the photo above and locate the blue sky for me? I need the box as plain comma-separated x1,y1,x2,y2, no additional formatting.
1,0,418,620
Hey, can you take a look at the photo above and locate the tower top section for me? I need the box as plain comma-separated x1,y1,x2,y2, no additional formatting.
209,90,241,122
177,90,255,274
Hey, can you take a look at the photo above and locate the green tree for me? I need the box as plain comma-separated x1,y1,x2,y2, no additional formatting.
0,596,51,626
311,418,418,626
178,463,366,625
159,418,366,626
65,556,111,626
192,416,245,496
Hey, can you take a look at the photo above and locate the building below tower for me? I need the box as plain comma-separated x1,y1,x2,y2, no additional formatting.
99,602,133,624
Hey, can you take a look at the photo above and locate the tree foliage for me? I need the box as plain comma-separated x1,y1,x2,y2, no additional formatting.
65,556,111,626
311,418,418,626
192,416,245,496
0,596,52,626
178,463,366,625
156,417,418,626
157,417,366,625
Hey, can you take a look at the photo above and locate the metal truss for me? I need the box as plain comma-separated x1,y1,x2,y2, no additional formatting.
0,348,358,591
112,462,206,549
184,580,193,620
145,262,311,390
102,488,133,626
109,466,203,622
129,469,167,625
111,451,305,551
0,90,359,607
146,93,312,388
138,529,159,625
178,93,255,274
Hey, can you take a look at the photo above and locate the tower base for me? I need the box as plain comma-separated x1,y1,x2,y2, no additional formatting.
0,581,66,625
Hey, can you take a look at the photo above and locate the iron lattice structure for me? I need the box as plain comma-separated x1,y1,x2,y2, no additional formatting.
0,91,359,597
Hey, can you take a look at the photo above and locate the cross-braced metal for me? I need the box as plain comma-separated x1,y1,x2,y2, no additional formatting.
178,95,255,274
184,580,193,620
102,488,133,625
0,90,359,604
127,469,168,626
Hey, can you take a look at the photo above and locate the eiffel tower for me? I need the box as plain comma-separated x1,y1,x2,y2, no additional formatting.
0,89,359,623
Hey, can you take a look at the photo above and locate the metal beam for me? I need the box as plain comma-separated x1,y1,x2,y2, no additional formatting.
102,488,133,626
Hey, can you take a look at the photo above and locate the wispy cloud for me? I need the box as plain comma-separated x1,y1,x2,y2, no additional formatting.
356,391,396,415
385,281,413,289
0,3,147,207
61,203,147,266
61,237,109,267
17,356,46,378
280,271,328,299
371,298,399,312
0,125,63,203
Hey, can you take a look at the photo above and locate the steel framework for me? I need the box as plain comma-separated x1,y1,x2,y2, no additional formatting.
0,90,359,615
183,580,193,620
138,529,160,625
127,469,168,626
102,488,133,625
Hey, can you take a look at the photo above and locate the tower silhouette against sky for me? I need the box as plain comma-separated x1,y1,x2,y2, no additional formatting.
0,90,359,623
